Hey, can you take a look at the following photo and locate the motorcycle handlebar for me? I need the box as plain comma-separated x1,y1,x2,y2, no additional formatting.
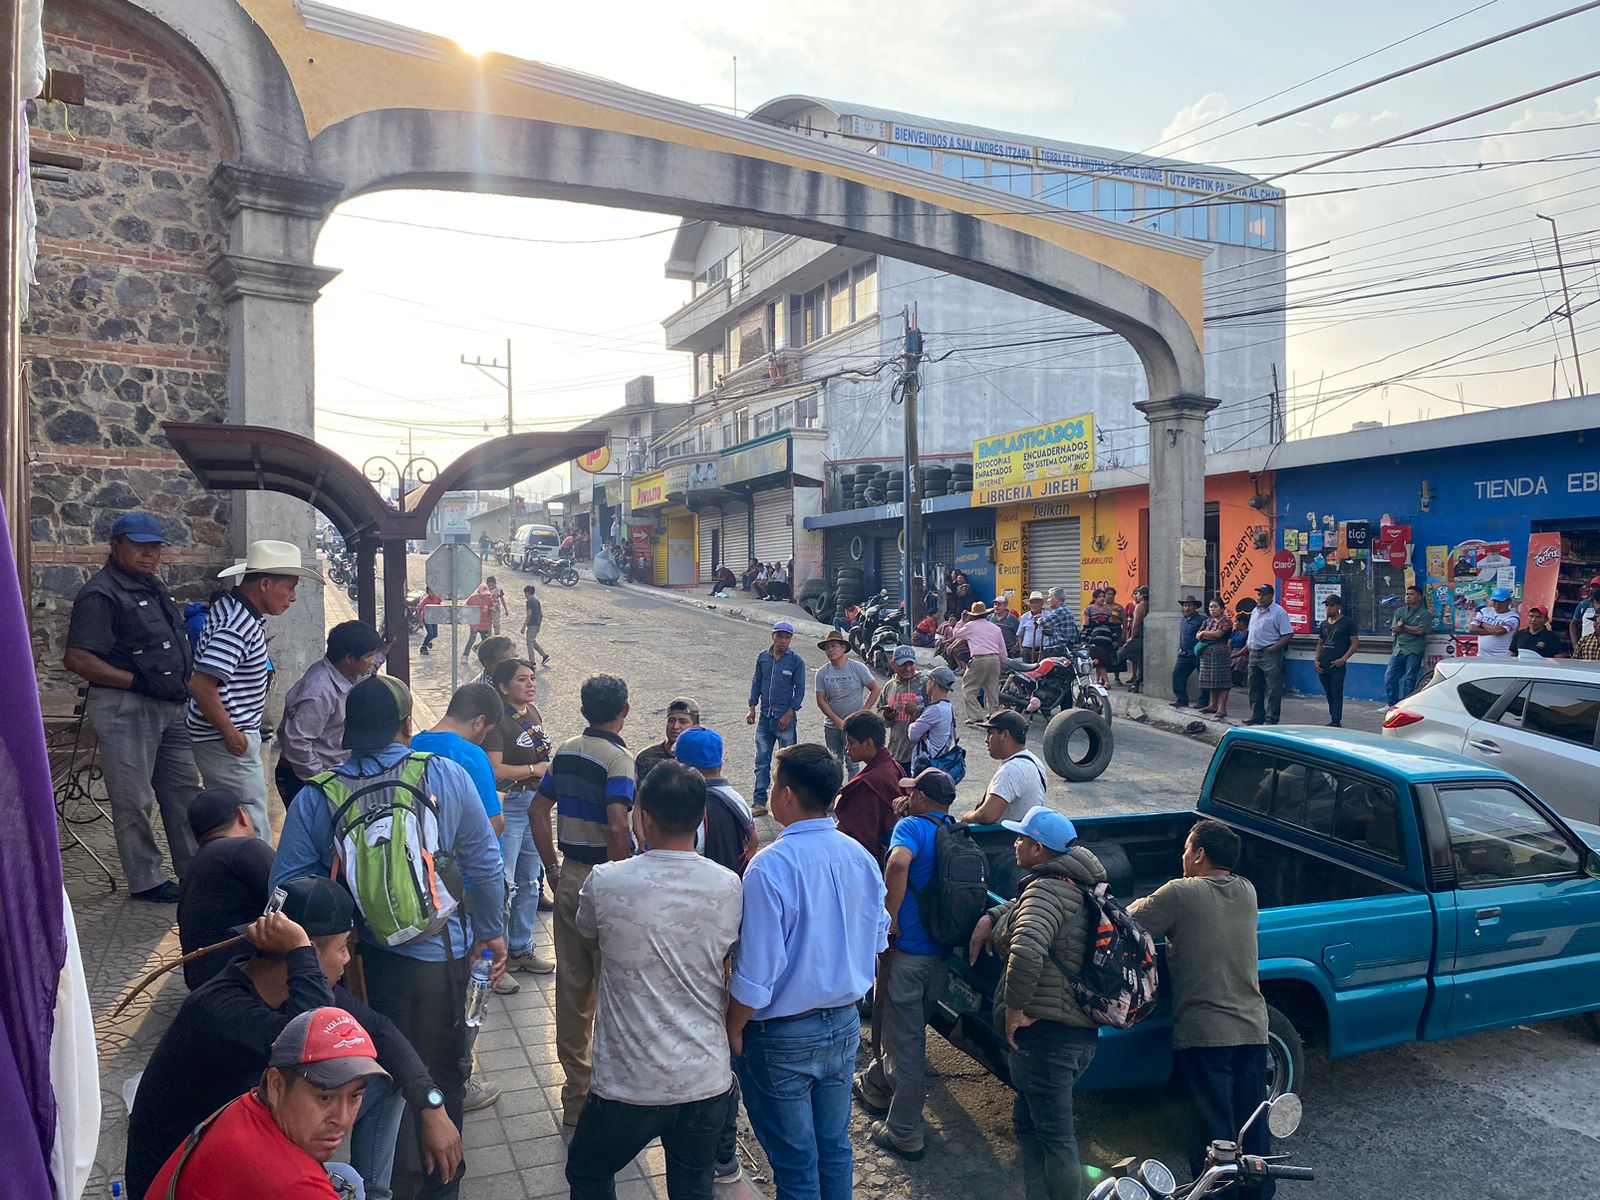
1262,1166,1315,1181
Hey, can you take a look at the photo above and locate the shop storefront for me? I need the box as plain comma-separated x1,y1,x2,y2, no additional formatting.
1269,406,1600,700
706,430,826,583
630,466,701,587
806,498,996,609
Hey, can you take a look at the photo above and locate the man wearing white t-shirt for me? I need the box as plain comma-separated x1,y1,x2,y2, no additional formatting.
1468,587,1520,659
960,710,1048,825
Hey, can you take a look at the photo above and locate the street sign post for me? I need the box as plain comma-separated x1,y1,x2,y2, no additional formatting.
426,544,482,696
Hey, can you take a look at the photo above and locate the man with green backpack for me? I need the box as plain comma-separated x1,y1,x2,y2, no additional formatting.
272,674,506,1199
853,767,988,1161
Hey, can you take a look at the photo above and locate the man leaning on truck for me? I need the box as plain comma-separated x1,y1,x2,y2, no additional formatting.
1130,819,1275,1198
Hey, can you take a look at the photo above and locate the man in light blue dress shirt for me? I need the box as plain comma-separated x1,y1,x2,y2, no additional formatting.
1244,583,1296,726
727,743,889,1200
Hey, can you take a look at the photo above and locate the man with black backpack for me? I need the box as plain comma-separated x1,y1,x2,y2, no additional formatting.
853,767,987,1161
271,674,507,1200
967,806,1108,1200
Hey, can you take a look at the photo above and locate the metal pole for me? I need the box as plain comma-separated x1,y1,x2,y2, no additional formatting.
448,554,460,699
505,338,517,540
1538,213,1588,397
902,307,924,627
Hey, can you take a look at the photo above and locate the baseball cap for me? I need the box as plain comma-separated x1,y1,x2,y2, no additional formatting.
1255,583,1276,596
975,710,1029,741
674,726,724,769
898,767,957,806
892,645,918,665
1489,586,1513,602
187,788,244,840
270,1007,390,1090
234,874,355,938
772,620,795,634
666,696,701,720
1322,594,1342,606
1590,575,1600,587
928,665,957,689
342,675,413,751
110,512,167,544
1000,805,1078,853
1528,605,1549,617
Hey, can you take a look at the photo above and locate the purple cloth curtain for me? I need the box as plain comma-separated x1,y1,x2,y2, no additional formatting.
0,494,66,1194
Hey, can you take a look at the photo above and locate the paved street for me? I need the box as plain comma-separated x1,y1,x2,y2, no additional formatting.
71,563,1600,1200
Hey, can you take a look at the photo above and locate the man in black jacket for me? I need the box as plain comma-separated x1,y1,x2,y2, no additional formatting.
62,511,200,901
125,875,462,1200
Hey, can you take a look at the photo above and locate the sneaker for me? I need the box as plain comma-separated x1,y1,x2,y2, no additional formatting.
131,881,182,903
713,1159,742,1186
492,973,520,995
463,1078,501,1112
868,1120,924,1161
507,952,556,975
751,801,769,817
852,1075,890,1117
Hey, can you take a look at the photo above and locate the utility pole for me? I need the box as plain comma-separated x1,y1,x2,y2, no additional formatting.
1537,214,1587,397
901,307,924,627
461,338,517,542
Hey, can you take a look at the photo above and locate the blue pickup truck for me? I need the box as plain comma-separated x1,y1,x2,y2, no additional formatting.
932,726,1600,1095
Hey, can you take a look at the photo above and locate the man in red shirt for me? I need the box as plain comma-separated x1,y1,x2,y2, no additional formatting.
145,1006,389,1199
834,711,903,864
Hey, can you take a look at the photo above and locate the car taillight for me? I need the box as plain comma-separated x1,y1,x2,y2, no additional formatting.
1383,708,1424,729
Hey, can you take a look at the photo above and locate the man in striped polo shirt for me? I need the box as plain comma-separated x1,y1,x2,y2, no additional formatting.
186,540,323,841
531,673,636,1127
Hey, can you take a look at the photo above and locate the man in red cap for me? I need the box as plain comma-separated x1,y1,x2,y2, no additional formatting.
144,1006,389,1198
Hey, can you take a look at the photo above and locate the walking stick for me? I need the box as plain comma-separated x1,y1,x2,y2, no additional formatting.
109,935,246,1018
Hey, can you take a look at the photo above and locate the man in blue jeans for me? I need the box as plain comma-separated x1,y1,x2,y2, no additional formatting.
728,743,888,1200
746,620,806,817
1385,585,1434,705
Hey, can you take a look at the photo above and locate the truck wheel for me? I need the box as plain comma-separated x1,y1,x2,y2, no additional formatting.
1041,710,1114,782
1266,1004,1305,1099
1583,1011,1600,1042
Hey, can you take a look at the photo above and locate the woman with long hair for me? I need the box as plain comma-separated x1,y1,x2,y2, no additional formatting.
1196,597,1235,720
485,657,555,981
1082,588,1118,686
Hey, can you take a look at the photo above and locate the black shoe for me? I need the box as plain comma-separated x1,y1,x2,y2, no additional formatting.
132,881,182,903
1171,702,1189,709
1327,720,1342,727
1244,718,1265,726
868,1120,925,1161
537,893,555,913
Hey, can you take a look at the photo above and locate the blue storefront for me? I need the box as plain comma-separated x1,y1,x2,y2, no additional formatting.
805,494,996,608
1268,400,1600,700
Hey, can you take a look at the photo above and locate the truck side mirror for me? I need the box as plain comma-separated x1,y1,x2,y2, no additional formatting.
1585,850,1600,880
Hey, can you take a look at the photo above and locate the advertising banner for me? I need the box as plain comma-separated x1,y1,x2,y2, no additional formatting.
1282,577,1312,634
630,471,667,510
1524,532,1563,616
972,414,1095,505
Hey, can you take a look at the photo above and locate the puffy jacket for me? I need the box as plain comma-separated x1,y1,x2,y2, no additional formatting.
989,844,1107,1029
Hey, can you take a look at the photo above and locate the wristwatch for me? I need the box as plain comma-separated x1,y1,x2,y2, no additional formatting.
421,1087,445,1111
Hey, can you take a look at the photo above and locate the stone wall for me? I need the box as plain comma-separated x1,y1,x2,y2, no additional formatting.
27,0,236,705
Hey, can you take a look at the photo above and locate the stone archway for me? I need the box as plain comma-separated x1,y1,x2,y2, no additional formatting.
121,0,1220,685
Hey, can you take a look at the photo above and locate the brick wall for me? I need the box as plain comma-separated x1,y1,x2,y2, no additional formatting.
26,1,237,702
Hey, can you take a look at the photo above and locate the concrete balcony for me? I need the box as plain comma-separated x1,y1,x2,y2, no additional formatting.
663,237,866,351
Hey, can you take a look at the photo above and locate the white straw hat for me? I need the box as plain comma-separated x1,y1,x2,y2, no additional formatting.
218,539,325,583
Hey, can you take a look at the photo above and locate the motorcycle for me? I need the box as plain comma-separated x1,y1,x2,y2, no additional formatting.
999,640,1112,724
326,556,350,587
530,554,580,588
404,592,426,635
847,591,902,666
1086,1092,1310,1200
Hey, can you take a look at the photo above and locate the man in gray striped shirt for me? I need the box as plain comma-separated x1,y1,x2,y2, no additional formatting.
186,541,323,842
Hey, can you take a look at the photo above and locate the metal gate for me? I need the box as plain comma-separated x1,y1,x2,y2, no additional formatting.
928,528,955,573
1024,517,1081,600
753,488,793,562
876,534,902,601
722,502,750,569
698,509,720,572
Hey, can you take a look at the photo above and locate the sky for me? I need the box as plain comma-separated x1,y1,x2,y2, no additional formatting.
314,0,1600,483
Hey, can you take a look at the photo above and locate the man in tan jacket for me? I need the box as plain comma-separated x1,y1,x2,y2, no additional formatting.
968,806,1106,1200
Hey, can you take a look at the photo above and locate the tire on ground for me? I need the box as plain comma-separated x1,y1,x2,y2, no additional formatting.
1265,1004,1306,1098
1040,709,1114,782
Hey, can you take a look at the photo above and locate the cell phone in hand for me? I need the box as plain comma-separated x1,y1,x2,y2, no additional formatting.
264,886,288,917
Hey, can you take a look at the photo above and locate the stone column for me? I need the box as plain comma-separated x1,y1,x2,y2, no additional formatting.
208,164,344,710
1134,394,1219,701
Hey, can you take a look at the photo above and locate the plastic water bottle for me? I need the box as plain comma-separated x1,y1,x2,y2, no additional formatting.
111,1185,123,1198
463,950,494,1027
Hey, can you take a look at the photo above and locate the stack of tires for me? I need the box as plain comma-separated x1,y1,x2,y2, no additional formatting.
797,577,833,623
836,470,856,512
920,464,951,498
862,470,889,507
950,461,973,495
834,562,866,613
886,468,905,505
851,472,871,509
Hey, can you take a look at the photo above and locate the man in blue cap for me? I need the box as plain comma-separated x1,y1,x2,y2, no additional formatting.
63,511,200,902
1468,586,1520,659
968,805,1107,1200
746,620,805,816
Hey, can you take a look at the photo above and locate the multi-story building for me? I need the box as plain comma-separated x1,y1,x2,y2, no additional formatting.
642,95,1287,600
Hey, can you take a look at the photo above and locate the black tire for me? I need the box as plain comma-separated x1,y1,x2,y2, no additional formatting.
1040,709,1114,782
1266,1005,1306,1099
797,578,828,600
559,567,579,587
1075,688,1113,726
1582,1011,1600,1042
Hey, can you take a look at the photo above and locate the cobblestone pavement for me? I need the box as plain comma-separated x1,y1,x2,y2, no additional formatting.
71,558,1600,1200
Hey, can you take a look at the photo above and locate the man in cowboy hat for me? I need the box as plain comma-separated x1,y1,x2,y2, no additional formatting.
815,631,881,779
953,601,1008,725
187,540,323,841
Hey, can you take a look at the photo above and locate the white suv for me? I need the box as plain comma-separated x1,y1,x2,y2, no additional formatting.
1382,657,1600,826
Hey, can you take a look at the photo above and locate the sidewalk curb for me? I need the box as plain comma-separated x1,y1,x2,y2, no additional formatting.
606,575,838,641
1108,690,1227,744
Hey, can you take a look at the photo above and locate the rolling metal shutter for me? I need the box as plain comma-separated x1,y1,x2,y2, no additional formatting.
698,509,720,571
753,488,793,562
1024,517,1080,600
722,502,750,568
876,535,902,601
